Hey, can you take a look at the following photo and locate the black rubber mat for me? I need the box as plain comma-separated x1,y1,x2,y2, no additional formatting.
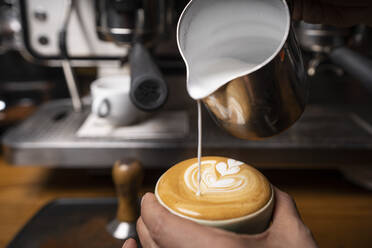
7,198,132,248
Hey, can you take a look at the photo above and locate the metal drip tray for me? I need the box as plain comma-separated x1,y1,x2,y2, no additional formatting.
3,99,372,168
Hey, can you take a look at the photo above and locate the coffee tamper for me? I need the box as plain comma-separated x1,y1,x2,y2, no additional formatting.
107,159,143,240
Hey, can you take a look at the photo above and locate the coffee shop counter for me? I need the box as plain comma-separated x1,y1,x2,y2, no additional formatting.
0,156,371,248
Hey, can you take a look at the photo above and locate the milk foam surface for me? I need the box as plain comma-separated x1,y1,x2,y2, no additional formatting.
157,157,271,220
178,0,289,99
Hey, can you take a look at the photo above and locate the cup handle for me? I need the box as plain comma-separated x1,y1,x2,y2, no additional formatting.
92,98,111,118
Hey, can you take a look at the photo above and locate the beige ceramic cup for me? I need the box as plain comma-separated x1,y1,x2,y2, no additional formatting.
155,168,274,234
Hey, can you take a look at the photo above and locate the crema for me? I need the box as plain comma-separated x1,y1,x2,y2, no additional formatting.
156,156,271,220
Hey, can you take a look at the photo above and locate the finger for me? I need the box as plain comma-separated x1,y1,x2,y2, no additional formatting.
122,238,137,248
140,193,234,248
136,217,159,248
270,187,303,229
267,188,319,247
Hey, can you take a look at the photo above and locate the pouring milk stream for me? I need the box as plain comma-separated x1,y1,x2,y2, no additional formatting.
177,0,305,195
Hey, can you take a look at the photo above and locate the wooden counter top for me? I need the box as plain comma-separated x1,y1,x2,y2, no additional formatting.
0,158,371,247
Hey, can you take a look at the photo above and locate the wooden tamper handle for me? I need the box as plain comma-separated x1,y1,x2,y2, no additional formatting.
113,159,143,223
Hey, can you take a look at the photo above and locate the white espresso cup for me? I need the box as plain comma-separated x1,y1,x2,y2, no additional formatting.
91,75,147,126
155,157,275,234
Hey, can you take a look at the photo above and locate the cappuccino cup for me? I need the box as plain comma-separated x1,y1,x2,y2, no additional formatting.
155,156,274,234
91,75,147,126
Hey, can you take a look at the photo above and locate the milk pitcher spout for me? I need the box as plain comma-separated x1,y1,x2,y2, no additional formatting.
177,0,307,140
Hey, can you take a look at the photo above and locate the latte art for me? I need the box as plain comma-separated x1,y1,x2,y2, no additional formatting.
185,160,247,194
156,156,271,220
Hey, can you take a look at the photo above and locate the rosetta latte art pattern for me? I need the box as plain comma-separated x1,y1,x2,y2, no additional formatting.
184,159,247,194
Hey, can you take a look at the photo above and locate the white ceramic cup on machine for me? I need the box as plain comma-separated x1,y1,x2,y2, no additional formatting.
91,75,147,126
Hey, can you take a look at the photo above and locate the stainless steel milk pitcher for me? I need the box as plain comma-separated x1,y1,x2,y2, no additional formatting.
177,0,307,140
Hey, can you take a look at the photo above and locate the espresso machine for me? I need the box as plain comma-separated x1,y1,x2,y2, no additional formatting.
2,1,372,246
2,0,372,176
2,0,196,167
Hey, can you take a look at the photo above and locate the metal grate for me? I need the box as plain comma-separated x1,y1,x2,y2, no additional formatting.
3,99,372,168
